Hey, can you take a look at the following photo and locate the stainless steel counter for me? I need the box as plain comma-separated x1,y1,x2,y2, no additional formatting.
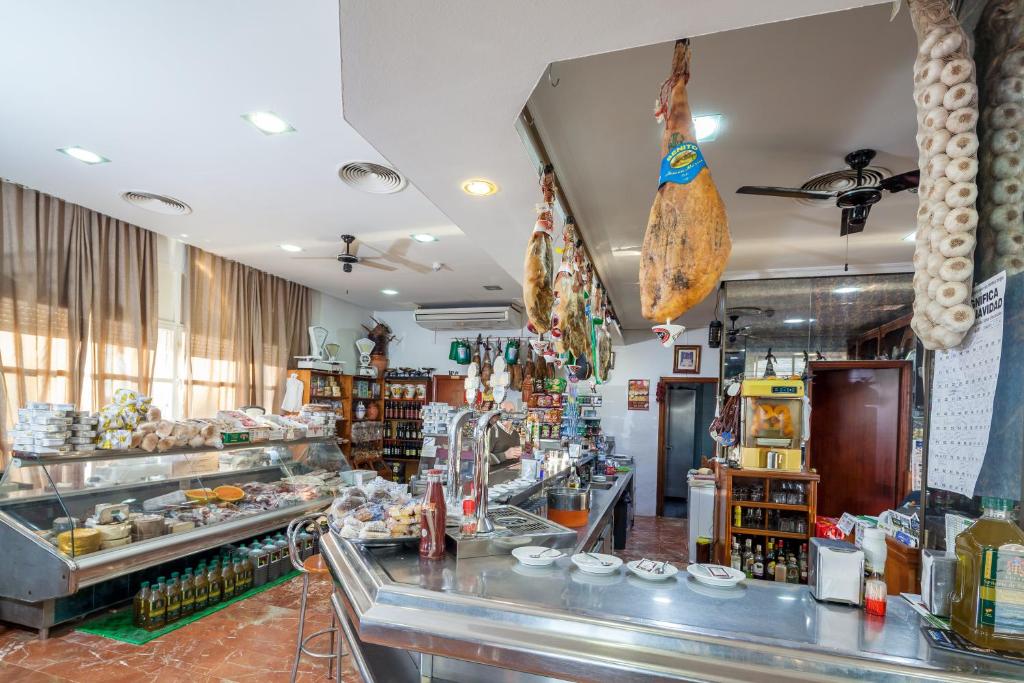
322,468,1015,682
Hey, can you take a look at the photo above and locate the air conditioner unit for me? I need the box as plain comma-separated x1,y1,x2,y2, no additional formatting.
414,304,523,331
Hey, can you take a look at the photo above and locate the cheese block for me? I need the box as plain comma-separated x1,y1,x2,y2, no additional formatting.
96,522,132,541
100,536,132,549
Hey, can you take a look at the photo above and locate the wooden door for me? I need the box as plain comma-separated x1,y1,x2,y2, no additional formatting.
808,361,911,518
432,375,467,408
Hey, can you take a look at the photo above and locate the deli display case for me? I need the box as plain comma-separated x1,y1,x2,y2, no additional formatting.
0,437,349,636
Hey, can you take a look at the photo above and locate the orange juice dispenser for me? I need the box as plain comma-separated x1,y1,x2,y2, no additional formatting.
740,379,804,471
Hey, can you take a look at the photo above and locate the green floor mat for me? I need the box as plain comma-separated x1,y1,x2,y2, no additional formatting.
77,569,301,644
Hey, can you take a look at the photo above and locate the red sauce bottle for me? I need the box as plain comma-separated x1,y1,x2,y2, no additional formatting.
419,469,447,560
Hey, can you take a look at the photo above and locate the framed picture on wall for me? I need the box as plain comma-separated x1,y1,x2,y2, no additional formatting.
673,345,701,374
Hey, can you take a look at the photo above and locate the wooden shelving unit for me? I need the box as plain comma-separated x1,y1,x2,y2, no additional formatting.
715,466,819,566
380,376,431,482
288,368,351,458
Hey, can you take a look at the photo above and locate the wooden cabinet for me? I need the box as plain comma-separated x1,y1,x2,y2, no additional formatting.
432,375,467,408
288,369,351,457
807,361,911,518
715,466,819,568
847,313,914,360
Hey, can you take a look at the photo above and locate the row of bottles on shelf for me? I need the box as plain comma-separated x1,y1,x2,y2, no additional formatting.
731,537,808,583
384,441,422,458
389,423,423,440
133,533,315,631
733,506,809,535
385,400,424,419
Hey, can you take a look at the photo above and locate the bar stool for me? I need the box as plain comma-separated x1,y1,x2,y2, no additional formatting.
288,513,341,682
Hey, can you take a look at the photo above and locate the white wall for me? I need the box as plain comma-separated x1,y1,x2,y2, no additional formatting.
311,292,374,368
599,328,720,516
372,310,531,375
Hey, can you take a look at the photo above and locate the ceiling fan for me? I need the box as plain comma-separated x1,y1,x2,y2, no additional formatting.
292,234,432,274
736,149,919,236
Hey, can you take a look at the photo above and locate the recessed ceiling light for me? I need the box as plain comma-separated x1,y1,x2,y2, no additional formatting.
834,286,861,294
57,146,109,164
411,233,437,243
381,289,399,296
242,111,295,135
180,233,189,238
461,178,498,196
783,318,806,324
693,114,724,142
279,244,302,252
611,246,643,257
903,231,916,242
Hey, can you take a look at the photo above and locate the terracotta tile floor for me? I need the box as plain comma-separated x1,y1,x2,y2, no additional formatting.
619,515,689,565
0,517,686,682
0,574,360,683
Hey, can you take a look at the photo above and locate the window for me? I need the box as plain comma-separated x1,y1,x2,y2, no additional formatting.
150,322,185,419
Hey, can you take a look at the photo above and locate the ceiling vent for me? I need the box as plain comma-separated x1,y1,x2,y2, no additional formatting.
796,166,890,206
121,191,192,215
338,162,407,194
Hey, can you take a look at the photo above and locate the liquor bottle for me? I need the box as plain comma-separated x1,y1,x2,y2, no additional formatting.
787,554,799,583
133,581,150,628
799,544,808,584
742,539,754,578
774,542,788,582
753,544,764,580
567,458,582,489
766,540,776,580
730,540,741,571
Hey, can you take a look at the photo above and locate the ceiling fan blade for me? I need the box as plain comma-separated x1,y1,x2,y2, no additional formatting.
359,258,397,272
362,237,432,273
290,255,341,260
736,186,838,200
877,169,920,193
840,205,871,236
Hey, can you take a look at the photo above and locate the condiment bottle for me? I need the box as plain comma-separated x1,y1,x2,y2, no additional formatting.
193,562,209,611
133,581,150,628
221,555,236,599
207,560,222,605
146,580,166,631
165,572,181,623
419,469,447,560
865,571,887,617
180,568,195,617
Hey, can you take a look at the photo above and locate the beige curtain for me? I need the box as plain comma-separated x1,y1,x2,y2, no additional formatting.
0,180,157,462
185,246,310,416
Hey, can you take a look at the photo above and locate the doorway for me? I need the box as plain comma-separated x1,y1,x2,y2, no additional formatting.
657,378,718,517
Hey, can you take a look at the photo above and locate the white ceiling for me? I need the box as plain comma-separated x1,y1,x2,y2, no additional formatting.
0,0,517,311
528,4,919,328
336,0,892,329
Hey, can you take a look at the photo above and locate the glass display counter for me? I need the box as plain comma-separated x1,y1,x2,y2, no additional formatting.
0,437,349,636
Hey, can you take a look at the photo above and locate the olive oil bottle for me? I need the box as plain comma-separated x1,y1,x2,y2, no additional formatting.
951,497,1024,651
180,568,195,617
165,572,181,623
146,579,167,631
220,556,236,600
133,581,150,628
193,561,209,611
207,560,222,605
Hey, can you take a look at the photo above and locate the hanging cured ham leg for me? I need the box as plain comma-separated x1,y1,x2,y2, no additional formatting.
641,39,731,322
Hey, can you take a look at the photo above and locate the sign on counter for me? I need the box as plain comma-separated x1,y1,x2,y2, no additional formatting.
927,271,1005,498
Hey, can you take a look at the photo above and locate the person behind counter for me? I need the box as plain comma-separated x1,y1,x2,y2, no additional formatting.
488,400,522,465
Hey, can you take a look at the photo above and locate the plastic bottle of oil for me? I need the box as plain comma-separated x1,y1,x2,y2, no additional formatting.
193,562,209,611
145,579,167,631
207,560,222,605
950,497,1024,651
133,581,150,628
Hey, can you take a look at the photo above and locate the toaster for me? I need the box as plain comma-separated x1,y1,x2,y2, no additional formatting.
808,538,864,606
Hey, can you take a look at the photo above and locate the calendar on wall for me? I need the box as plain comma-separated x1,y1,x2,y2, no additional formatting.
927,271,1005,498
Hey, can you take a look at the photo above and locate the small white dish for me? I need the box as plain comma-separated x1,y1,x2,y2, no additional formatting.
570,552,622,575
512,546,563,566
686,563,746,587
570,569,622,586
627,560,678,581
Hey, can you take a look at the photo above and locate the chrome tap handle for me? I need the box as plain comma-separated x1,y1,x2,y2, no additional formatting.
445,409,475,511
472,410,502,534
